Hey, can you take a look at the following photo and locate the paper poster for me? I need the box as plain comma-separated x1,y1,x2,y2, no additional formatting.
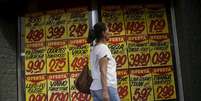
47,73,70,101
69,72,92,101
152,67,177,100
117,69,131,101
46,10,67,41
108,36,128,69
127,35,151,68
101,6,125,36
149,34,172,66
25,75,47,101
130,68,154,101
46,41,68,73
146,5,169,34
25,42,46,75
68,39,90,72
24,13,45,43
66,7,89,38
123,5,147,35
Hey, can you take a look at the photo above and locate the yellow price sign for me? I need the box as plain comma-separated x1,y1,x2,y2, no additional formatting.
46,10,67,41
152,67,177,100
46,41,68,73
130,68,154,101
102,6,125,36
25,75,47,101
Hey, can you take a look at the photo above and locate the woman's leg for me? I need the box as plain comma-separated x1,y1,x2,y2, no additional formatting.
108,87,120,101
91,90,103,101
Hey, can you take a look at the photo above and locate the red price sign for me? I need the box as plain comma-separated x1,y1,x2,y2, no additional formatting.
26,59,45,73
115,55,127,67
118,86,128,99
107,22,123,34
69,24,88,37
26,29,44,42
49,58,66,72
149,19,166,33
133,87,152,101
49,92,69,101
47,26,65,39
151,51,170,65
128,53,150,67
127,21,145,34
71,92,91,101
29,94,46,101
71,57,88,71
157,85,174,99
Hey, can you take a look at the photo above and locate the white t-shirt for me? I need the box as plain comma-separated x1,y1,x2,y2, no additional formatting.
90,43,117,90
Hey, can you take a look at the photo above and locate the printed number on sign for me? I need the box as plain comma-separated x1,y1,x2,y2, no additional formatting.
118,86,128,99
149,19,165,33
69,24,88,37
107,22,123,34
157,85,174,99
133,88,152,101
49,92,68,101
129,53,150,66
71,57,88,70
127,21,145,34
47,26,65,39
49,58,66,72
115,55,126,67
71,92,91,101
152,51,170,65
26,60,45,73
27,29,44,41
29,94,46,101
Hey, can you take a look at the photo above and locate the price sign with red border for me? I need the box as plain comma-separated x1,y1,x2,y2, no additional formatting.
130,68,154,101
69,72,92,101
123,5,147,35
101,6,125,36
127,35,151,68
24,13,45,43
108,36,128,69
68,39,90,72
117,69,131,101
146,5,169,34
47,73,69,101
152,67,176,100
25,75,47,101
25,42,46,75
46,10,67,41
149,34,172,66
67,7,89,38
46,41,68,73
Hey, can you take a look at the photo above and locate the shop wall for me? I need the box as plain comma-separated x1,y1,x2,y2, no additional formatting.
0,16,17,101
173,0,201,101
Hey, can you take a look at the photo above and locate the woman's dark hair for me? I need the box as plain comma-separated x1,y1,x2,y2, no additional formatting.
87,22,107,43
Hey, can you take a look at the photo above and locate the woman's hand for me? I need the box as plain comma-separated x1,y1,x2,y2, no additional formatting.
103,90,110,101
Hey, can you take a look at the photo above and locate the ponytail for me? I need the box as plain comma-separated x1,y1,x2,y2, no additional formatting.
87,29,96,43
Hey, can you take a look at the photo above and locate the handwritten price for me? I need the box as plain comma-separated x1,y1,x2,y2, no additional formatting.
71,57,88,71
115,55,126,67
69,24,88,37
129,53,150,66
149,19,165,33
49,92,69,101
26,60,45,73
127,21,145,34
28,16,41,24
27,29,44,42
152,51,170,65
133,88,152,101
49,58,66,72
47,26,65,39
107,22,123,34
71,92,91,101
157,85,174,99
118,86,128,99
29,94,46,101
